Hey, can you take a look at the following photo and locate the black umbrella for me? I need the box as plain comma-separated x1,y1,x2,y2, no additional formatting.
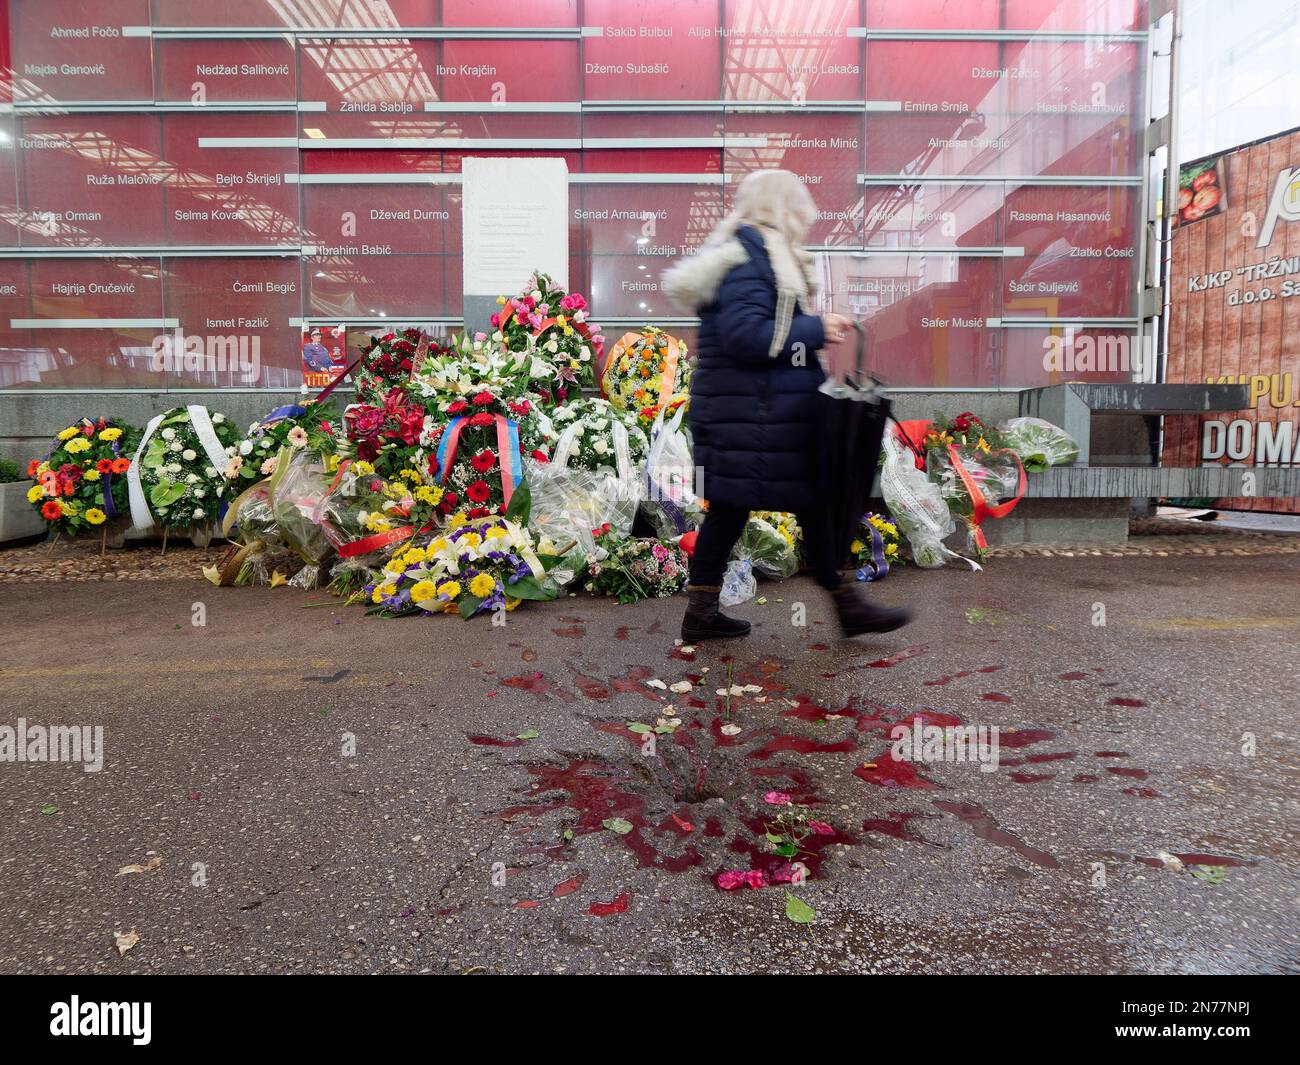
813,321,892,570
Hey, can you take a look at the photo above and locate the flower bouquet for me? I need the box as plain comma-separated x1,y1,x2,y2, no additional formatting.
997,416,1080,473
365,513,556,619
342,386,432,481
28,418,141,541
132,406,238,538
354,328,454,403
224,400,340,495
850,512,901,582
490,271,603,395
316,457,446,596
549,397,648,475
731,512,800,580
597,326,691,416
920,412,1023,558
584,524,688,605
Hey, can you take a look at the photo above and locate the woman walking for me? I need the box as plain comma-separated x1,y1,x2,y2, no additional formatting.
663,170,912,643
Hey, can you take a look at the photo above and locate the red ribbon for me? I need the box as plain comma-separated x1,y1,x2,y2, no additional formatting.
946,444,1026,550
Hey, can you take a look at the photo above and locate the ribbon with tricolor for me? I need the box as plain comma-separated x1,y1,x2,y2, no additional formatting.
434,413,523,507
599,329,682,409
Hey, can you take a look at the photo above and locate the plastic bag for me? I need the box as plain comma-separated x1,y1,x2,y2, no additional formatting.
880,433,978,570
720,558,756,606
732,513,799,579
523,456,638,585
998,417,1080,473
640,402,702,536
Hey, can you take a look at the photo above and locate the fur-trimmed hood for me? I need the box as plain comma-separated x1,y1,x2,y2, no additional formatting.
662,224,815,313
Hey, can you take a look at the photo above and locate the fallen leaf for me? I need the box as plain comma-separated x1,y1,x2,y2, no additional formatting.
645,679,667,690
269,570,288,588
669,681,694,694
602,817,634,835
720,723,741,736
40,804,59,815
113,930,139,956
1155,849,1184,872
784,892,816,924
515,729,539,740
118,865,147,876
202,565,222,586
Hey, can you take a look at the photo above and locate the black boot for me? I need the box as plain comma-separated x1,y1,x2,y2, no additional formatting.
681,584,752,643
829,583,913,637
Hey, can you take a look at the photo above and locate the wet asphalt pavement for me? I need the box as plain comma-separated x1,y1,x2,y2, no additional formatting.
0,553,1296,975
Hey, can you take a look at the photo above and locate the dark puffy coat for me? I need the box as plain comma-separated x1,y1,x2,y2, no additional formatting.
687,225,826,511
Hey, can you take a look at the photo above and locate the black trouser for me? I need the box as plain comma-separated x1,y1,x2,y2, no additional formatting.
689,504,843,591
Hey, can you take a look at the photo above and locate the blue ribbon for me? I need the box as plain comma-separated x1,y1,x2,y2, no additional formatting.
259,404,308,428
503,417,522,488
434,415,468,478
855,516,890,583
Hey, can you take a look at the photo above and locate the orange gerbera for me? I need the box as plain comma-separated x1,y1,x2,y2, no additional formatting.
96,458,114,474
111,457,130,474
26,459,40,477
41,500,62,519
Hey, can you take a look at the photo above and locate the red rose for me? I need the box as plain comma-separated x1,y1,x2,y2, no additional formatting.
447,400,469,415
471,391,495,407
530,449,549,463
439,492,458,513
469,412,494,428
467,506,490,519
471,449,497,472
490,313,500,328
466,479,491,503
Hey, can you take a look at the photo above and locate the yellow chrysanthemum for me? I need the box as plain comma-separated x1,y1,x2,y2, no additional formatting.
850,539,864,555
83,469,101,482
447,513,468,530
436,580,461,600
409,580,437,603
403,547,426,565
26,485,44,503
427,537,448,554
387,559,408,575
505,596,521,612
325,454,341,472
469,573,496,598
64,438,90,454
57,427,79,441
99,427,122,442
85,508,107,525
354,461,375,475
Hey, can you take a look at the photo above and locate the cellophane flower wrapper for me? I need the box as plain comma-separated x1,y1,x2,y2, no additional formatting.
523,457,637,585
926,447,1022,512
549,397,649,474
998,417,1080,473
28,418,142,535
354,328,455,404
720,559,757,607
583,531,688,605
138,407,239,531
850,512,902,578
880,434,959,569
264,449,347,590
366,515,555,618
731,514,800,580
225,400,340,491
640,400,702,538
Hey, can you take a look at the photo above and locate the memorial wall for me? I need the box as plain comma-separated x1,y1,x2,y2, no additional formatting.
0,0,1150,393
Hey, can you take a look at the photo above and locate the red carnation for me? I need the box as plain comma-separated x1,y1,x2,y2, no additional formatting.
508,400,531,416
426,454,441,479
530,449,549,463
469,412,494,428
471,449,497,473
466,479,491,503
447,400,469,415
471,391,495,407
467,506,490,519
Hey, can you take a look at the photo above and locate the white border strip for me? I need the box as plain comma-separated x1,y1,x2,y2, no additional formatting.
126,25,589,39
286,172,728,185
987,317,1141,328
422,101,581,113
296,137,583,149
11,317,180,329
812,245,1027,257
847,27,1147,41
0,245,304,258
198,136,299,148
859,173,1143,186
